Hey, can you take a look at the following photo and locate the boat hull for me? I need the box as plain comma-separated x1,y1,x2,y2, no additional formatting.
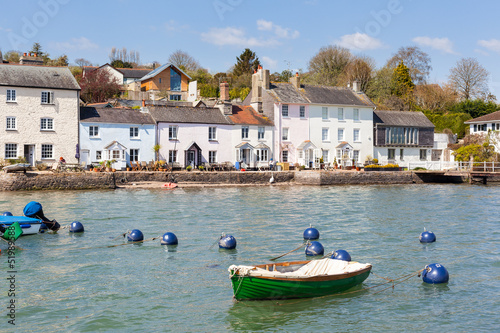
230,261,372,300
0,216,42,236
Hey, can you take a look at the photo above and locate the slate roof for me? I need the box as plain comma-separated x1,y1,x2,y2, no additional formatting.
265,82,375,107
303,85,375,107
148,106,232,125
464,110,500,123
374,110,434,128
267,83,309,104
116,68,152,79
228,105,274,126
139,63,192,81
80,107,155,124
0,64,80,90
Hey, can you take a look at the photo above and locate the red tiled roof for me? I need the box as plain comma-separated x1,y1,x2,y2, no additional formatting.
465,110,500,123
228,105,274,126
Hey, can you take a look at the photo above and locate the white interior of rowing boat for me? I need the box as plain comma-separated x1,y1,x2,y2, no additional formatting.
229,258,370,278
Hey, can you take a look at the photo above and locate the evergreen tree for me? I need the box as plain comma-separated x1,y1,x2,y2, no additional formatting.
391,61,415,110
233,49,260,77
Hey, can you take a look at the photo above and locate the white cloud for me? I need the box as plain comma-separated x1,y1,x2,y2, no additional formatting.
257,20,300,39
52,37,98,51
474,48,490,56
335,32,384,51
261,56,277,69
0,26,12,32
412,36,456,54
477,39,500,54
201,27,276,47
201,21,298,48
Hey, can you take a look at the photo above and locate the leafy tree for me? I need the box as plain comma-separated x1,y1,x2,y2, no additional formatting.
168,50,200,72
449,57,490,100
307,45,352,86
199,84,219,98
3,51,20,63
366,66,393,107
386,46,431,85
48,55,69,67
449,99,498,119
423,111,471,138
79,69,121,103
233,49,260,77
111,59,133,68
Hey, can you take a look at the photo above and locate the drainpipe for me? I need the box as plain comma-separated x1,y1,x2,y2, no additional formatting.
278,103,282,162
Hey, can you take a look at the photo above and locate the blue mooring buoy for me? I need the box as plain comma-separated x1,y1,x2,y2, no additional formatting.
127,229,144,242
69,221,84,233
331,249,351,261
303,226,320,240
161,232,178,245
422,263,449,284
2,211,13,216
305,241,324,256
419,229,436,243
219,234,237,249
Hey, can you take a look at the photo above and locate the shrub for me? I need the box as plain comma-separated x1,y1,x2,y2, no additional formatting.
186,165,192,170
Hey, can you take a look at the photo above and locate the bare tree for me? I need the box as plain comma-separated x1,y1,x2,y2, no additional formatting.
168,50,201,72
75,58,92,67
386,46,432,85
449,57,490,100
339,55,375,92
307,45,352,86
109,47,141,67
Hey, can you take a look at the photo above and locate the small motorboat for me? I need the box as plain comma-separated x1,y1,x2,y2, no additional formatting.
162,182,178,189
0,215,42,236
228,258,372,300
2,163,31,173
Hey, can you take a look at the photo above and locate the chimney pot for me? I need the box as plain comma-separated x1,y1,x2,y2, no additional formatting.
296,72,299,77
23,53,27,56
34,53,37,57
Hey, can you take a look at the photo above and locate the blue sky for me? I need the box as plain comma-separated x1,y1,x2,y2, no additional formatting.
1,0,499,96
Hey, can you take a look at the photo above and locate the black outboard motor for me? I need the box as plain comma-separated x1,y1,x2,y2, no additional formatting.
23,201,60,231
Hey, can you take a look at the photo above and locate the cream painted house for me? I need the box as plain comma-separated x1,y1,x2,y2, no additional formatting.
0,65,80,165
244,68,375,168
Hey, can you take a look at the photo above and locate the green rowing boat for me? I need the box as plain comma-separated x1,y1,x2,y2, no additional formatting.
228,258,372,300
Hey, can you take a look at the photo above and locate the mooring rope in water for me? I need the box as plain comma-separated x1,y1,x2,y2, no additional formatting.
270,242,308,261
0,236,25,250
106,236,161,248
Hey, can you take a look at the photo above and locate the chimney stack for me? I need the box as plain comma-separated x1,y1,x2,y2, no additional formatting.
289,72,300,89
352,80,361,93
220,81,230,102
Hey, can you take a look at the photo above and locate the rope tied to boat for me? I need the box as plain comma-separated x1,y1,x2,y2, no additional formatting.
269,242,309,261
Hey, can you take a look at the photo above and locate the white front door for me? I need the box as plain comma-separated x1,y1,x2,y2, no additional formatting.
81,150,90,165
24,145,35,166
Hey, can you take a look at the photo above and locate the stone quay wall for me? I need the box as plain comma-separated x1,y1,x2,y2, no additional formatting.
0,170,467,191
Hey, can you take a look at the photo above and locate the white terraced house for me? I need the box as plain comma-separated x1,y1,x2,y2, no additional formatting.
0,64,80,166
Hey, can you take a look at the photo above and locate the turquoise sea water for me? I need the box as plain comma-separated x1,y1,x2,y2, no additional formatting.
0,184,499,332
